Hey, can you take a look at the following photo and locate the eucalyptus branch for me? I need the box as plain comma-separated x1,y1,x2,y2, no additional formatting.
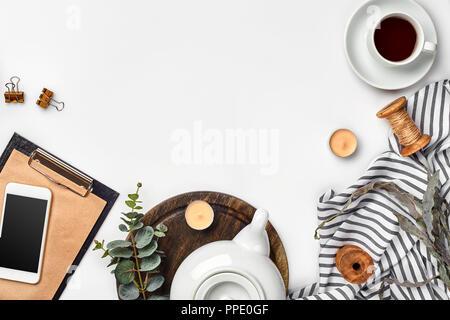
127,183,146,299
314,173,450,295
314,181,391,239
93,183,169,300
130,229,146,299
379,275,440,299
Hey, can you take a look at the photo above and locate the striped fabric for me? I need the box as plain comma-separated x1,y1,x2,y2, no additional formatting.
290,80,450,300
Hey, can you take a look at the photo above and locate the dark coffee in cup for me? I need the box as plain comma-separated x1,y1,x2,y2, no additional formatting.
374,17,417,62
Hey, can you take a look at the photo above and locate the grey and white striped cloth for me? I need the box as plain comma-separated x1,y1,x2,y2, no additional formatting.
290,80,450,300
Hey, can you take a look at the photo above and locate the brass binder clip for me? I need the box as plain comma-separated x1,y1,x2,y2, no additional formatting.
4,76,24,103
28,148,93,197
36,88,64,111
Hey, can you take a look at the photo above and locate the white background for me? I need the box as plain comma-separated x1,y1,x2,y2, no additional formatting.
0,0,448,299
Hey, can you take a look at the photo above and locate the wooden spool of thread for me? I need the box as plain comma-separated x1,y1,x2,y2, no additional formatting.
336,245,374,284
377,97,430,157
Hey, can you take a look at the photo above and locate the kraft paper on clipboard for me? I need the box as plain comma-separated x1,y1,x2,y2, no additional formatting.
0,149,107,299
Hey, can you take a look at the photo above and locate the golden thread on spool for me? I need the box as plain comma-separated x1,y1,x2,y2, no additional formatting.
386,110,422,146
377,97,431,157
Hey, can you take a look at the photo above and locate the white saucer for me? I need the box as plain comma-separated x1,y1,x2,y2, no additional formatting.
344,0,437,90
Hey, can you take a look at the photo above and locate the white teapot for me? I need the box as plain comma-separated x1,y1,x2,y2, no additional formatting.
170,209,286,300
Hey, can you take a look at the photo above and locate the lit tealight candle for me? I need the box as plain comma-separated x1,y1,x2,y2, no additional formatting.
329,129,358,157
185,200,214,230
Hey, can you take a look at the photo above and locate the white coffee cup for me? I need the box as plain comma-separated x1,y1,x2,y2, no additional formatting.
367,12,436,67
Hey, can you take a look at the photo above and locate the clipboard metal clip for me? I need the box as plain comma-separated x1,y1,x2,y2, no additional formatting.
28,148,93,197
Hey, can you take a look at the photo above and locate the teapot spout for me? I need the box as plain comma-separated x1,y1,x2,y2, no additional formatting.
233,208,270,256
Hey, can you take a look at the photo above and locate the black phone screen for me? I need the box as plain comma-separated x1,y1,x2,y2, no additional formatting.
0,194,48,273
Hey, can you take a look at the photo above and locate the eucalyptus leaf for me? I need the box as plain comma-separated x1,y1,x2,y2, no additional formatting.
156,223,168,233
440,214,450,244
146,274,165,292
438,235,450,267
119,283,140,300
137,240,158,258
416,216,427,232
154,231,166,238
101,249,110,258
115,260,135,284
140,254,161,271
445,203,450,220
93,240,102,250
133,221,144,230
107,257,119,267
431,208,442,240
434,186,443,213
135,213,144,220
121,217,132,226
380,184,422,219
128,193,139,201
110,247,133,258
135,226,154,249
123,212,144,220
124,212,137,219
126,200,136,209
393,213,433,248
422,171,440,241
428,245,444,264
439,264,450,288
106,240,132,250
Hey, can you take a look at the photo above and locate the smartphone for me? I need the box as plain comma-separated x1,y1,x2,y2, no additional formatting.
0,183,51,284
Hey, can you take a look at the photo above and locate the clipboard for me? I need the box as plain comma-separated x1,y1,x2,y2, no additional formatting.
0,133,119,299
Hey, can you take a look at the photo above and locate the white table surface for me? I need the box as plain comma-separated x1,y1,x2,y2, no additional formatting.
0,0,448,300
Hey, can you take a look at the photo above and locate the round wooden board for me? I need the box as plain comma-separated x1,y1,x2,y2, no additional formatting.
125,191,289,296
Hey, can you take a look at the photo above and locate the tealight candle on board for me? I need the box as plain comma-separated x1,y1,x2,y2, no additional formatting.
185,200,214,230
